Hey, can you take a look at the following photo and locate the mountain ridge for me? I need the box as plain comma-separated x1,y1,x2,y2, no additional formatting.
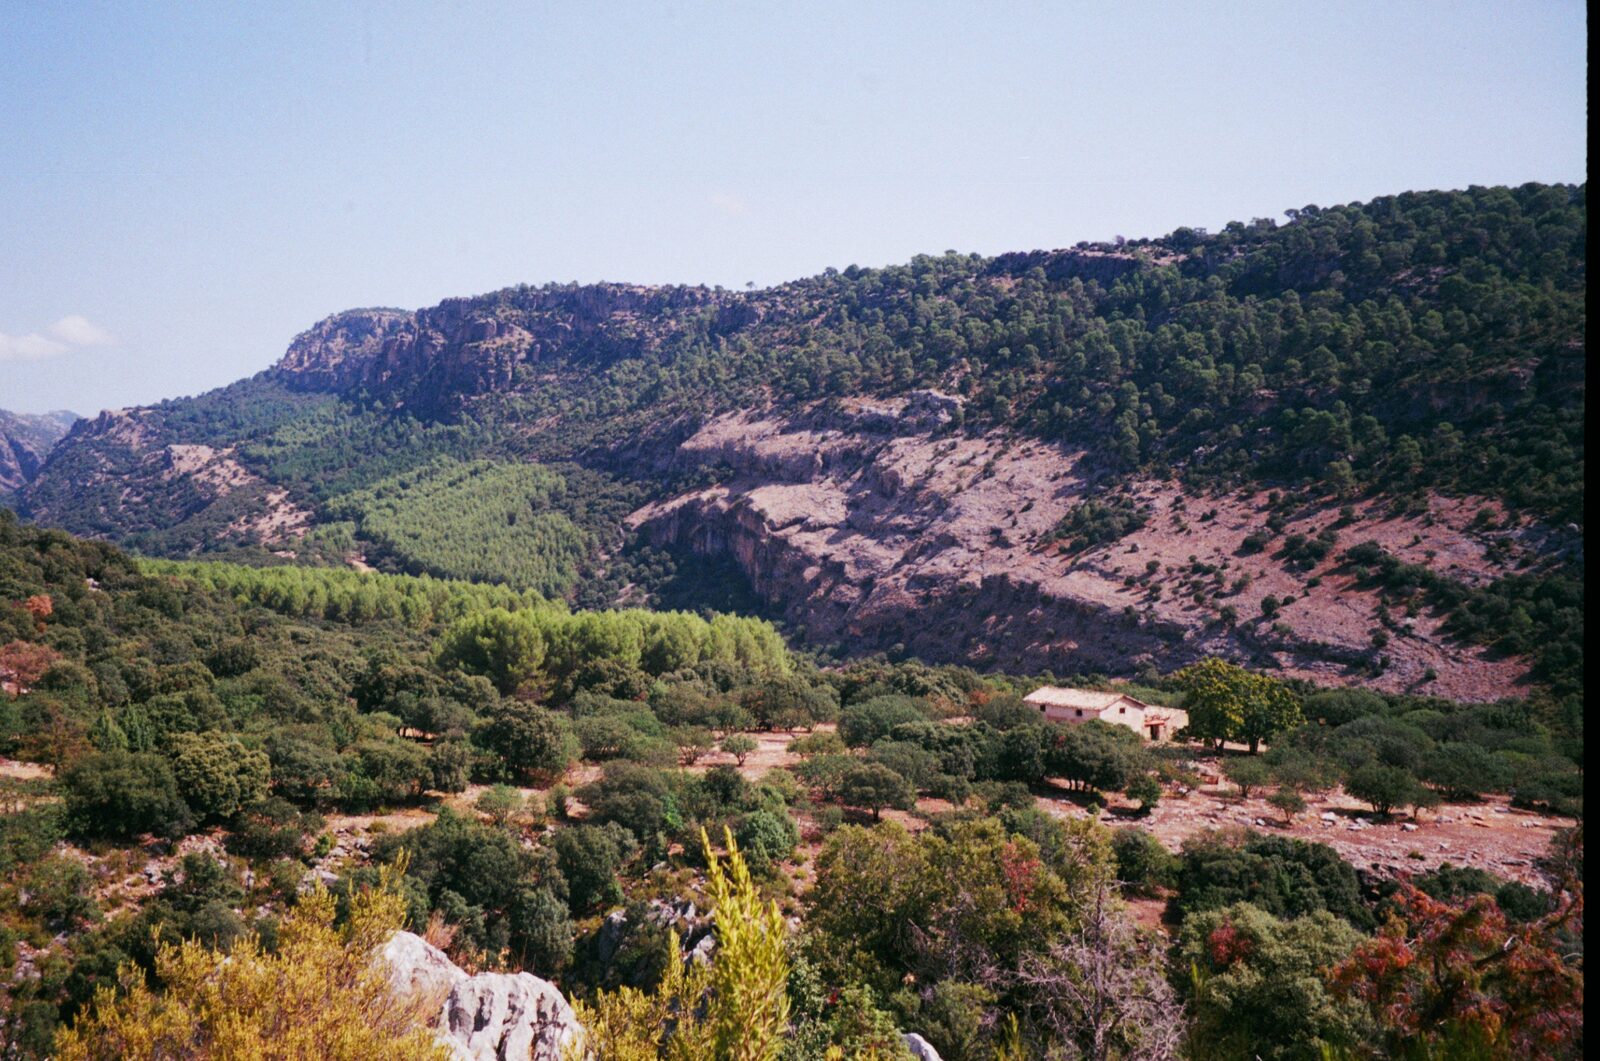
0,407,80,494
14,183,1585,696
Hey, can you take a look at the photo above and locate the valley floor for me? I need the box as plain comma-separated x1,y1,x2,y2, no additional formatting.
24,727,1565,944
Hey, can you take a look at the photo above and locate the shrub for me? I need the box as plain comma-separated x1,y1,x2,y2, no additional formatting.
1175,832,1372,929
55,864,447,1060
427,738,473,793
475,784,524,826
571,829,790,1059
1124,774,1162,812
1223,757,1271,798
789,730,846,758
838,696,929,748
1046,722,1144,794
1267,787,1306,824
1345,763,1422,817
1420,742,1509,800
721,734,759,766
61,751,192,840
476,701,577,781
22,855,100,930
1177,903,1369,1060
226,798,322,861
867,740,942,793
1112,828,1176,894
169,731,271,821
733,808,800,872
579,763,678,856
342,738,431,808
506,885,574,974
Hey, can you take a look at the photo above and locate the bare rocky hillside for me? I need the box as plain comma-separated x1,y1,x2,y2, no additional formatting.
0,408,78,494
630,400,1536,698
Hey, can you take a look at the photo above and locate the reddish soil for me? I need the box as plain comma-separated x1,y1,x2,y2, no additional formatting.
0,757,52,781
11,728,1567,934
1041,783,1565,889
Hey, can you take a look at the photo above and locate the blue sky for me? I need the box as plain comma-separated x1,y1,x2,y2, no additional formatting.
1,1,1587,415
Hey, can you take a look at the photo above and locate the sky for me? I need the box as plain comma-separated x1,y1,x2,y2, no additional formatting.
1,1,1588,416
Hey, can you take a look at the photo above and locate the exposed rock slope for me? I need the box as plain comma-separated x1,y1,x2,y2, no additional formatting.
22,408,310,545
632,404,1534,698
0,408,78,494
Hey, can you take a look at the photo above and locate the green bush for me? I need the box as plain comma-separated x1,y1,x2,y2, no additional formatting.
168,731,271,821
1111,828,1176,894
553,822,635,913
61,751,192,839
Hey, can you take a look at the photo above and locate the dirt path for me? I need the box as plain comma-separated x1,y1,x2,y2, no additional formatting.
0,757,51,780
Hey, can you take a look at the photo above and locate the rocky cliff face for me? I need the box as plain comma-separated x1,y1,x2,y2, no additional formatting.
274,307,415,391
270,251,1146,409
629,402,1533,699
0,408,78,494
275,283,739,412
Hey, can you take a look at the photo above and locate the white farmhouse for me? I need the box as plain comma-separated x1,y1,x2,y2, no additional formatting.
1022,687,1189,742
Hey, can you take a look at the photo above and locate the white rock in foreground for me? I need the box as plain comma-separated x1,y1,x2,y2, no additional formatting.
904,1031,945,1060
384,931,582,1060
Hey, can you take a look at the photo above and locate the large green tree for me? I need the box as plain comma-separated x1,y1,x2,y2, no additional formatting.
1176,658,1303,753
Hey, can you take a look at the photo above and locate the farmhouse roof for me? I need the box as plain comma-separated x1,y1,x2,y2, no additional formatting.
1022,687,1137,711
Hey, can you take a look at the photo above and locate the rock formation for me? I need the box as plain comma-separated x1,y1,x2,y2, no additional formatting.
382,931,582,1061
630,408,1534,699
0,408,77,494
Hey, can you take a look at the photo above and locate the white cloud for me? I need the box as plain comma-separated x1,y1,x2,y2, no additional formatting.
0,315,118,362
47,314,118,346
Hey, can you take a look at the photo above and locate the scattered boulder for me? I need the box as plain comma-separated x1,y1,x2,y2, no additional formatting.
384,931,582,1061
597,910,628,967
383,931,464,1004
688,934,717,965
441,970,582,1061
592,898,714,974
904,1032,945,1060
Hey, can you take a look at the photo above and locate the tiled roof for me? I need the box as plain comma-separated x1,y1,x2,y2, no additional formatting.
1022,687,1138,711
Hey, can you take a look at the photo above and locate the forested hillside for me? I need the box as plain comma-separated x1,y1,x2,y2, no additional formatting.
16,184,1586,694
0,510,1583,1059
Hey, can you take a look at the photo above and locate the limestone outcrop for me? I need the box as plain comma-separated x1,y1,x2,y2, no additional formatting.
382,931,582,1061
630,409,1535,700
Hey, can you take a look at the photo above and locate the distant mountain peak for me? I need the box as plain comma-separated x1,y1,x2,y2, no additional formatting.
0,408,81,494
